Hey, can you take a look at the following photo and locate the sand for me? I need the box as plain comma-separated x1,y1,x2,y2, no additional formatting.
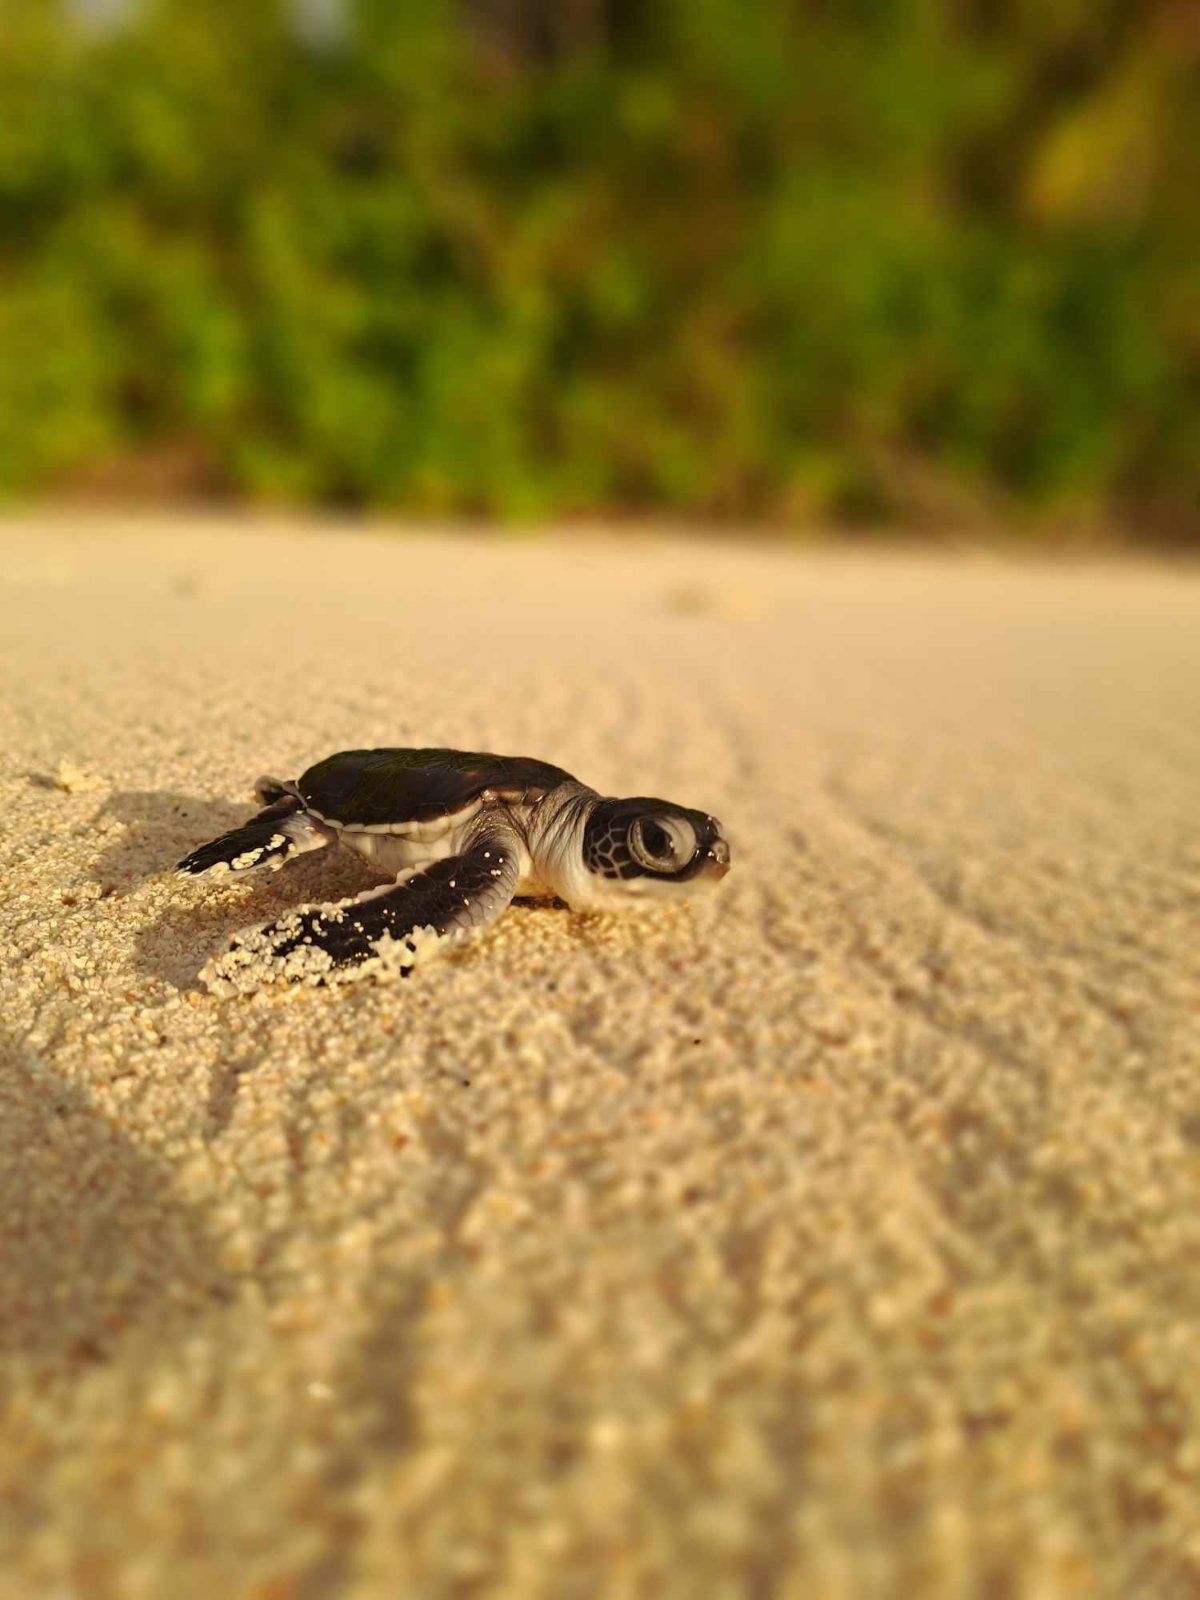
2,515,1199,1600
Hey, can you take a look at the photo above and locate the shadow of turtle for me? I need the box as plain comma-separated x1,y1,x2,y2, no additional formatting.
90,790,383,989
89,789,253,893
0,1030,231,1366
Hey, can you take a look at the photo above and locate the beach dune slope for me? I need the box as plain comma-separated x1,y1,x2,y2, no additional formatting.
1,518,1199,1599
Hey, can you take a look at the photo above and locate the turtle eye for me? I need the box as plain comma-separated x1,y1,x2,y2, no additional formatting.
639,819,671,858
630,815,695,871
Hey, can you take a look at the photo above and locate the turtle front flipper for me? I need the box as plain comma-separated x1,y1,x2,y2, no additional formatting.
177,797,334,879
200,827,521,994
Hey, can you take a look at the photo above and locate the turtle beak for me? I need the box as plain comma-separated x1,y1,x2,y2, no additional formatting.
704,836,731,878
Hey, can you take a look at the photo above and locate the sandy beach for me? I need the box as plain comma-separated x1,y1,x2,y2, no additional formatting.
2,515,1199,1599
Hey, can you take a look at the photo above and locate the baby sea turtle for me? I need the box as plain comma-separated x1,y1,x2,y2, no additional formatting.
177,748,731,994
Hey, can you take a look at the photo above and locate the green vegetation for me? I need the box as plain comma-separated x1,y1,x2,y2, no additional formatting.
2,0,1198,536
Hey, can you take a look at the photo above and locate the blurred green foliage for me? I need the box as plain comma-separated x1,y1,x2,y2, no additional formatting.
2,0,1198,535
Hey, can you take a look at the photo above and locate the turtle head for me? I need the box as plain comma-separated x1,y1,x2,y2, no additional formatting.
581,798,731,898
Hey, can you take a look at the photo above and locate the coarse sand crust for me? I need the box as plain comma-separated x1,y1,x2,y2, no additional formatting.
2,515,1200,1599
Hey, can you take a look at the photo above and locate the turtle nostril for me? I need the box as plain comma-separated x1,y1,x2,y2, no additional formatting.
708,837,731,873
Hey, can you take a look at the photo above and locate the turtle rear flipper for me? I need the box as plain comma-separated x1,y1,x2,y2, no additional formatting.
201,825,521,993
177,797,333,879
254,774,294,806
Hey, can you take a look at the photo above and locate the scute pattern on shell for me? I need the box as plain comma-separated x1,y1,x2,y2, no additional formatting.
297,747,574,828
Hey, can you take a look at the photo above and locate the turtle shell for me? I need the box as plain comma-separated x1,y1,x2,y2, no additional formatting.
295,748,575,828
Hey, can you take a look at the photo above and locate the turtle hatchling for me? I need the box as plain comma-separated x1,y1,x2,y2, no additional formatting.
177,748,732,994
